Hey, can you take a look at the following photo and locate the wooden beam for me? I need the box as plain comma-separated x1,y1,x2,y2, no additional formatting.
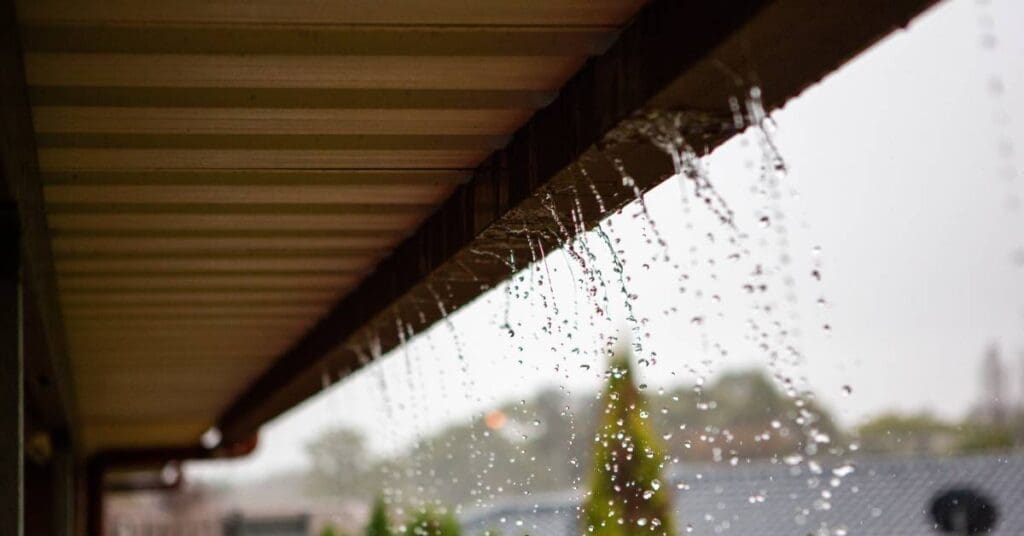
67,324,308,336
68,347,297,359
215,0,941,443
53,247,380,260
58,270,360,280
61,289,337,306
72,354,282,364
28,87,554,110
40,169,469,186
22,25,614,56
16,0,643,27
25,54,584,90
0,206,22,536
43,169,465,205
47,208,430,232
67,330,300,343
52,235,390,255
1,0,76,461
32,107,534,136
62,305,325,317
47,184,457,205
38,148,489,171
36,133,507,151
55,255,374,274
57,273,357,291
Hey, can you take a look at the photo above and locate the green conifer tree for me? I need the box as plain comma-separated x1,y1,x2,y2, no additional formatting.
366,496,393,536
583,351,675,535
406,507,461,536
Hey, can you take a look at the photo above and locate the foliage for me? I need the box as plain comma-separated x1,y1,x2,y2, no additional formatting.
856,413,963,455
649,369,844,462
955,425,1015,453
583,351,675,536
366,496,392,536
322,524,350,536
856,409,1023,455
405,508,461,536
858,413,956,437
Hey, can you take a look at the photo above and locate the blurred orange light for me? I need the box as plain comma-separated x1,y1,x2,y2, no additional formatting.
484,410,507,430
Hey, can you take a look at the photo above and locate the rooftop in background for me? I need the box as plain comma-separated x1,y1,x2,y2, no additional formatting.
463,453,1024,535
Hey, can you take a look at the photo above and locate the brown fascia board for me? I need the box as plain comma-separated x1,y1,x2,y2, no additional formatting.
216,0,940,443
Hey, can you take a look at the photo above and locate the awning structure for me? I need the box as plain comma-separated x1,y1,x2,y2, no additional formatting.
0,0,939,534
14,0,654,457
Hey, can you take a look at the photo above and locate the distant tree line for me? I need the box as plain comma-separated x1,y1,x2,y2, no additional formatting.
854,343,1024,456
303,366,842,509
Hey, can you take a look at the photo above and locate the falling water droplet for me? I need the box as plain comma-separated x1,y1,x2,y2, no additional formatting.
832,464,855,477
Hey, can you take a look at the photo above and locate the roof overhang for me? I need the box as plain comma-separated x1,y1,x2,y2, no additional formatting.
0,0,941,463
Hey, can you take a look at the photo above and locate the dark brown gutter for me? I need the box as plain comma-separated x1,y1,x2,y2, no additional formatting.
216,0,940,443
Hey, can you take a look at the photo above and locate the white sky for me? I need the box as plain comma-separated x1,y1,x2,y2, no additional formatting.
188,0,1024,483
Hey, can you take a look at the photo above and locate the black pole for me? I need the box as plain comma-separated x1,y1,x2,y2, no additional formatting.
0,204,23,535
85,457,103,536
53,446,74,536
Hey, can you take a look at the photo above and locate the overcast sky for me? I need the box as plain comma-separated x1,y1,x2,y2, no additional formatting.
188,0,1024,483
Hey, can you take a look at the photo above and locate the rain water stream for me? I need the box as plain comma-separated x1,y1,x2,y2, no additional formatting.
175,3,1024,534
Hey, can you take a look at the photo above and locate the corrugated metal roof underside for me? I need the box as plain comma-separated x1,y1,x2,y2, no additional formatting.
16,0,649,453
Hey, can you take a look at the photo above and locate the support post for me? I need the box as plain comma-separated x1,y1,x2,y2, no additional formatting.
53,445,74,536
1,205,23,535
26,434,76,536
85,457,104,536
